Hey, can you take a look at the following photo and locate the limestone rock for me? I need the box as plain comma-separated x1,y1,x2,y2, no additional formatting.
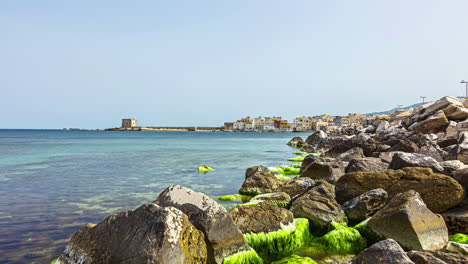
457,143,468,164
389,139,421,153
368,190,448,251
407,250,468,264
350,239,415,264
335,167,465,213
300,157,345,183
341,188,388,224
57,204,207,264
441,207,468,234
404,96,461,128
335,147,365,161
376,121,390,133
456,119,468,132
345,157,389,173
409,110,450,134
305,130,327,145
389,152,444,173
229,204,294,234
287,137,305,148
154,185,248,264
239,166,283,195
439,160,466,175
248,192,291,207
443,103,468,121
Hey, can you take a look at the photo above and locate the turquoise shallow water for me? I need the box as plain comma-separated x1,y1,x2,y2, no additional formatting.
0,129,308,264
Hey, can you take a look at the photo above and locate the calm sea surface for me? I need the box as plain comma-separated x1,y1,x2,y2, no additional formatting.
0,129,308,264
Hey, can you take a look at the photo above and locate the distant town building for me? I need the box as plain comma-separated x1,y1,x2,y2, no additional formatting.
121,118,137,128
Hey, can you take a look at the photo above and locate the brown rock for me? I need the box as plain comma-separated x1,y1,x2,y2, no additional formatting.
229,204,294,234
409,110,450,134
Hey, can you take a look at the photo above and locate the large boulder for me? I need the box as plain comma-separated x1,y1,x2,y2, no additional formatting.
305,130,327,145
409,110,450,134
290,182,346,234
229,204,294,234
451,167,468,192
403,96,461,128
335,147,365,161
441,207,468,234
154,185,248,264
389,152,444,173
287,137,305,148
407,250,468,264
341,188,388,224
335,167,465,213
443,103,468,121
350,239,415,264
345,157,389,173
368,190,448,251
248,192,291,207
57,204,207,264
457,143,468,164
299,157,345,183
439,160,466,175
389,139,421,153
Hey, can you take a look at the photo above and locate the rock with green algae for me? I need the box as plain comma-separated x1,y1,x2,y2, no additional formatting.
271,254,318,264
244,218,311,262
50,261,57,264
450,233,468,244
353,218,383,245
309,222,367,256
217,194,252,202
288,156,305,162
223,248,264,264
198,165,215,173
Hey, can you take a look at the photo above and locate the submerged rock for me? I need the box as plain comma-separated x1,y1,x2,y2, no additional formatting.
229,204,294,234
368,190,448,251
335,167,465,213
57,203,207,264
350,239,415,264
288,136,305,148
341,188,388,224
154,185,248,264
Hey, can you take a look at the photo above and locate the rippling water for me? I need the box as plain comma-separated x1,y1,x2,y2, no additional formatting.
0,129,307,264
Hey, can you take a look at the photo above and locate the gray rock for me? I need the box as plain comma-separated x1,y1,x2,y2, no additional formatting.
404,96,461,128
345,157,389,173
336,147,366,161
389,152,444,173
418,145,444,162
248,192,291,206
443,241,468,256
229,204,294,234
456,119,468,132
154,185,248,264
438,160,466,175
457,143,468,164
376,121,390,133
350,239,415,264
341,188,388,224
305,130,327,145
287,136,305,148
368,190,448,251
57,203,207,264
389,139,420,153
407,250,468,264
300,157,345,183
441,207,468,234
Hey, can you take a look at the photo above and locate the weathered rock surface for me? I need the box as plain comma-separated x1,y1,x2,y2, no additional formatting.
350,239,415,264
345,157,389,173
287,136,305,148
368,190,448,251
248,192,291,206
439,160,466,175
299,157,345,183
229,204,294,234
441,207,468,234
154,185,248,264
57,203,207,264
341,188,388,224
290,182,345,233
335,147,365,161
335,167,464,213
305,130,327,145
409,110,450,134
443,103,468,120
407,250,468,264
389,152,444,173
403,96,461,128
389,139,421,153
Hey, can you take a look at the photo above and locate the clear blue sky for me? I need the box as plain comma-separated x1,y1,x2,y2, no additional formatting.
2,1,468,128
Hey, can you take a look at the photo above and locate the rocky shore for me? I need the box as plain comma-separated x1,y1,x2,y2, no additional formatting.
53,96,468,264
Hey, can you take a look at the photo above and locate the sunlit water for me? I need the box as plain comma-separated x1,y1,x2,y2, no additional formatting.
0,129,309,264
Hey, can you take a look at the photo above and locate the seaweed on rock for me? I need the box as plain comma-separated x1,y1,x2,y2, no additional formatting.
217,194,252,202
353,218,383,245
312,222,367,255
244,218,311,262
271,254,318,264
223,248,264,264
240,200,290,209
449,233,468,244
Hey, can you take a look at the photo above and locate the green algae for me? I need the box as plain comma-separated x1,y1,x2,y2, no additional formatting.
240,200,290,209
217,194,252,203
223,249,264,264
244,218,311,262
291,163,301,168
310,222,367,255
449,233,468,244
270,167,285,174
282,167,300,176
50,260,57,264
288,156,305,162
271,254,318,264
353,218,383,245
198,165,215,173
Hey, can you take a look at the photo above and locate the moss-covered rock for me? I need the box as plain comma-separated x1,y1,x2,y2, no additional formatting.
248,192,291,209
223,249,264,264
271,254,318,264
450,233,468,244
353,218,383,245
288,156,305,162
217,194,252,203
244,218,311,262
310,222,367,255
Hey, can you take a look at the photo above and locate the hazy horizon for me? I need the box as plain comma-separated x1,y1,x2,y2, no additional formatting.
2,1,468,129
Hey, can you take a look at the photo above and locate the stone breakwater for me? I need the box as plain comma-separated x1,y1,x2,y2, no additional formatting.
53,96,468,264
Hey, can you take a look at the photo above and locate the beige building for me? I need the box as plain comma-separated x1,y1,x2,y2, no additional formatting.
122,118,137,128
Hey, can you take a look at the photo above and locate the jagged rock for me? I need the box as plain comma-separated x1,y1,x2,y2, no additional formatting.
389,139,421,152
305,130,327,145
379,151,399,163
376,121,390,133
279,177,316,197
451,167,468,191
439,160,466,175
350,239,415,264
404,96,461,128
57,203,207,264
443,103,468,121
407,250,468,264
438,137,458,148
287,137,305,148
290,182,346,233
246,165,271,178
368,190,448,250
336,147,365,161
389,152,444,173
341,188,388,224
335,167,465,213
345,157,389,173
445,121,458,138
154,185,248,264
441,207,468,234
299,157,345,183
239,166,283,195
391,108,415,121
456,119,468,132
442,145,458,161
419,145,444,162
248,192,291,207
444,241,468,256
229,204,294,234
409,110,450,134
458,143,468,164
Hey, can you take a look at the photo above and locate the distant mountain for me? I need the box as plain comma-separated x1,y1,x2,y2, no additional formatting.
365,102,427,116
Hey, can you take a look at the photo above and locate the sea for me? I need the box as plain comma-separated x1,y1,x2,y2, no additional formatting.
0,129,309,264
